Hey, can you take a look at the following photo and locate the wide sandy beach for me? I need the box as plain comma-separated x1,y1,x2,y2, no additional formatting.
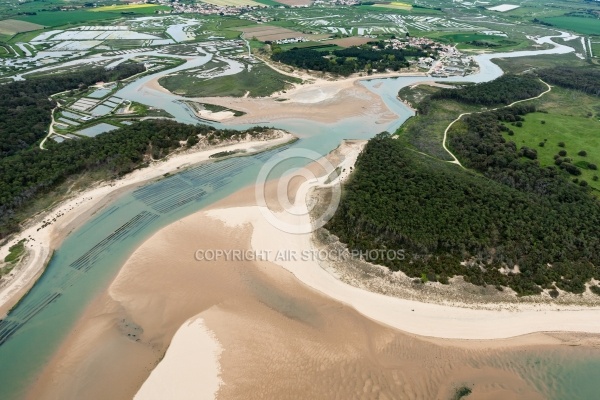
27,141,600,400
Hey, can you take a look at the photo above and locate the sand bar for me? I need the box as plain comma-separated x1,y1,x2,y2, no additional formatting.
134,316,222,400
28,141,600,400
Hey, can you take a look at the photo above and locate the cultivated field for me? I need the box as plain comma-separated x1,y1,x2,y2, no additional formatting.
0,19,43,35
542,16,600,36
271,0,313,6
372,2,412,10
237,25,306,41
328,36,373,47
91,4,169,12
201,0,264,7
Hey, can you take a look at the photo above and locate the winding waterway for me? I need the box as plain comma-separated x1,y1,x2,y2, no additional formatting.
1,32,599,400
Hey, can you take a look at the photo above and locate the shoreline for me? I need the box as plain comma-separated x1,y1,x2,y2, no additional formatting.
0,131,296,318
27,140,600,400
203,141,600,340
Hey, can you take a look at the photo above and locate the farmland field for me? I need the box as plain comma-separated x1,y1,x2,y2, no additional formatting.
278,42,338,51
14,11,120,27
254,0,282,5
91,4,171,13
372,2,412,10
541,16,600,36
269,0,312,5
201,0,264,7
328,36,373,47
592,42,600,58
236,25,306,41
0,19,43,35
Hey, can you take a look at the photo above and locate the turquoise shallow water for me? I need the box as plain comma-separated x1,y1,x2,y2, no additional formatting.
0,116,388,398
1,34,600,399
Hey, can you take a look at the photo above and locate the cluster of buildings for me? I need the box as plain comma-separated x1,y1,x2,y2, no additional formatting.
382,37,476,77
164,0,266,16
273,37,308,44
313,0,361,5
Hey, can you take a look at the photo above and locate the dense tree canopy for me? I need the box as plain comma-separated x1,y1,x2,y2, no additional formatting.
327,133,600,295
0,120,271,239
271,42,425,76
431,74,546,106
536,66,600,97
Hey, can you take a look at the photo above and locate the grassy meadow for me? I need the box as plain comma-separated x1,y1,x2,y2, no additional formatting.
504,112,600,190
159,63,301,97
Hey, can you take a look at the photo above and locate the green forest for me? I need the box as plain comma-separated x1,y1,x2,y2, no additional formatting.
536,66,600,97
0,119,271,240
429,74,546,106
327,134,600,296
328,72,600,296
271,41,426,76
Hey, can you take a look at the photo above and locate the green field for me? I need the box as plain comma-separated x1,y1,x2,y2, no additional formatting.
542,16,600,35
423,31,529,52
592,41,600,58
91,4,171,13
492,53,587,74
159,63,301,97
504,112,600,190
15,11,120,27
278,41,339,51
254,0,282,5
358,4,441,14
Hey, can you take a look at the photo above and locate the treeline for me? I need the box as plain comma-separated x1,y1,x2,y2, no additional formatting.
0,120,271,239
271,42,425,76
536,67,600,97
326,133,600,295
430,74,546,106
0,63,145,159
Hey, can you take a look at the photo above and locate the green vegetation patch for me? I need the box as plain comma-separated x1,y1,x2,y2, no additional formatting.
452,386,472,400
15,11,120,27
327,131,600,296
0,120,274,239
209,149,243,158
504,112,600,190
254,0,283,6
492,53,587,74
537,66,600,97
91,4,171,14
430,74,547,106
4,239,26,264
541,16,600,36
159,63,301,97
272,41,425,76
